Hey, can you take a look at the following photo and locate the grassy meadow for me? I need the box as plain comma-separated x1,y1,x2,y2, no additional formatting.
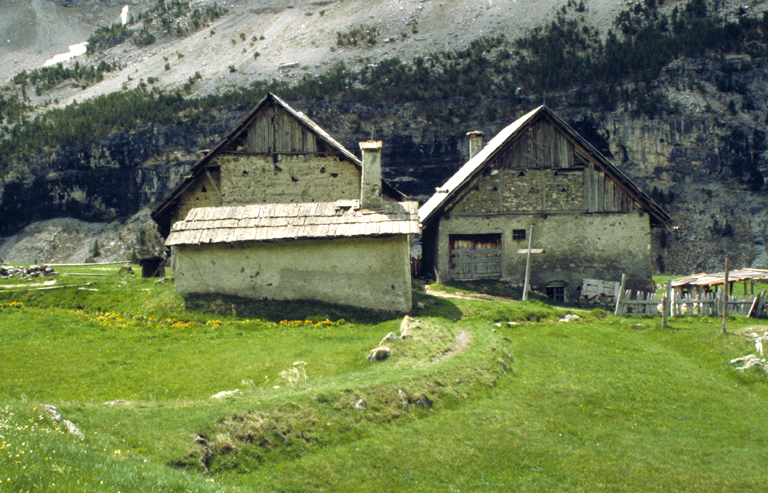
2,265,768,491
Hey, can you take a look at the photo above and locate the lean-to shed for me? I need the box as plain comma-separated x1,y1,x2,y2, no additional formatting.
166,199,418,312
419,106,672,301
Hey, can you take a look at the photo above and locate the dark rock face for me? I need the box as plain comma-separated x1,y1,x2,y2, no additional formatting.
380,133,463,199
0,117,237,235
0,100,652,235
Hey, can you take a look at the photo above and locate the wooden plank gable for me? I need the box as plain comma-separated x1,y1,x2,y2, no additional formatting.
241,103,319,154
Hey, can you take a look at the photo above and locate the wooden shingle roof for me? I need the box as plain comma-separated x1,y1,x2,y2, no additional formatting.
166,200,419,246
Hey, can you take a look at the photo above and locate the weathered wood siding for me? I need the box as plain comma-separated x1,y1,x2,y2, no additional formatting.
244,104,319,154
445,117,638,216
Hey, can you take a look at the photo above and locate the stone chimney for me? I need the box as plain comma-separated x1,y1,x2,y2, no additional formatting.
360,140,384,210
467,131,484,159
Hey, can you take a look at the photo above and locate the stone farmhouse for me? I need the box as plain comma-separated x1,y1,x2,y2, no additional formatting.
418,105,672,302
153,93,418,312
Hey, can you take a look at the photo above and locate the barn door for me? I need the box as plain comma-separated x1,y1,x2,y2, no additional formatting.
449,234,502,280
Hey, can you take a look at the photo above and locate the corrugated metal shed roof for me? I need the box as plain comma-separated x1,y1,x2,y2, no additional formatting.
418,105,673,228
671,269,768,288
166,200,419,246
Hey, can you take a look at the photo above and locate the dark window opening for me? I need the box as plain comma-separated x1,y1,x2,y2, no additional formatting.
513,229,526,241
291,175,299,182
546,286,565,302
242,170,249,177
518,170,527,177
320,167,326,173
274,164,282,173
553,170,559,176
331,173,338,178
201,185,207,193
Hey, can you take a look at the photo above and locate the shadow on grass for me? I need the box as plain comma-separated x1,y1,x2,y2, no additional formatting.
183,290,463,324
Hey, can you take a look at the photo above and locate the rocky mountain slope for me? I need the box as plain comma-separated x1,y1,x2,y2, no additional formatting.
1,0,767,274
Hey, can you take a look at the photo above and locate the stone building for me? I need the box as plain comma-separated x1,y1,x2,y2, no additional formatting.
419,106,672,301
153,94,417,312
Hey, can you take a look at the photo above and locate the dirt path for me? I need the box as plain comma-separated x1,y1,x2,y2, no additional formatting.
424,285,517,303
438,330,473,361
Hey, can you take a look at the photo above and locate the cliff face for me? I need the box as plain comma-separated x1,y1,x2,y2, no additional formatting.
0,115,241,235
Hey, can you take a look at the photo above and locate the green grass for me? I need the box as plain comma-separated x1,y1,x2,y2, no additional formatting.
2,268,768,491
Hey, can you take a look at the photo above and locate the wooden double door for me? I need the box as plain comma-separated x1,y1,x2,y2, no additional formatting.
449,234,502,280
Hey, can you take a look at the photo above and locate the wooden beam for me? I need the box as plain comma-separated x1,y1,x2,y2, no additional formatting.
205,168,224,204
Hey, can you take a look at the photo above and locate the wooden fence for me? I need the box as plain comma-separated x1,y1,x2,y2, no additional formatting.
614,289,661,316
615,285,766,318
671,290,765,317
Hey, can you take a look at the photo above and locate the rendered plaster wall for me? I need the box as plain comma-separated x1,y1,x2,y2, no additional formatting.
173,234,412,312
435,212,653,299
214,154,361,204
173,169,222,225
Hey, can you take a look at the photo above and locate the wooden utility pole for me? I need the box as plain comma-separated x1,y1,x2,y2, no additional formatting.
722,257,729,334
522,226,534,301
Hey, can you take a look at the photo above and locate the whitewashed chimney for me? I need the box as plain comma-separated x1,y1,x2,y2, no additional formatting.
360,140,384,210
467,130,484,159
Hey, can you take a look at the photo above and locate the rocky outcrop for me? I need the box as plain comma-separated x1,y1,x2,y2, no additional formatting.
0,116,239,235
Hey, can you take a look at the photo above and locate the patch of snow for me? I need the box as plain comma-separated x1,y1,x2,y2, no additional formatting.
43,42,88,67
121,6,129,25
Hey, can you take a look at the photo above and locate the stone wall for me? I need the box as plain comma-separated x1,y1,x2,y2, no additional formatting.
435,212,653,299
174,169,222,224
214,153,361,205
173,234,412,312
446,167,588,215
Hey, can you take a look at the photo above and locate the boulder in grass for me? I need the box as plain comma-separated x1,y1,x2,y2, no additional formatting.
367,346,392,363
379,332,401,346
399,315,420,339
210,389,242,399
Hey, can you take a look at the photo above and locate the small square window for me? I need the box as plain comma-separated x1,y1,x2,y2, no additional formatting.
513,229,526,241
546,286,565,302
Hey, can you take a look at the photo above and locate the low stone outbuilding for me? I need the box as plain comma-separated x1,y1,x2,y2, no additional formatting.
419,105,672,301
166,200,418,312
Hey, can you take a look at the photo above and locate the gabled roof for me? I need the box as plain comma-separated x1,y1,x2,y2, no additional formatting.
418,106,672,228
152,93,406,234
165,200,419,246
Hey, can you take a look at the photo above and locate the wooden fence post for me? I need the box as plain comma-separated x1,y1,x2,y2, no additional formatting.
662,279,671,327
614,273,626,316
722,257,729,334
